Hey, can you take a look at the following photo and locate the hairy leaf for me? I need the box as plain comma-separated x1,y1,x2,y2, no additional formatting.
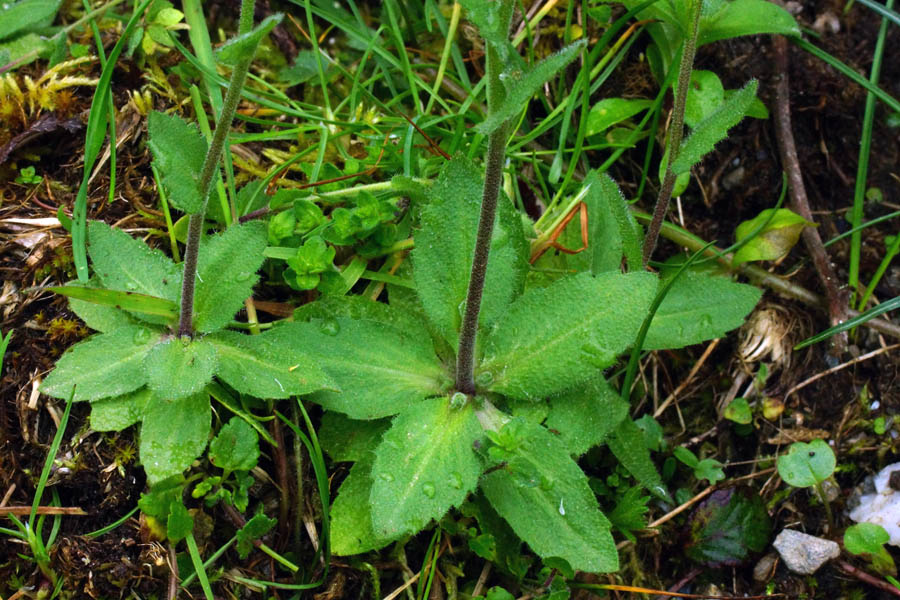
644,272,761,350
193,221,267,332
40,325,161,401
480,271,656,400
545,378,628,456
145,337,217,399
0,0,61,41
216,13,282,65
331,457,396,555
208,417,259,473
671,80,758,175
141,390,211,484
66,280,138,332
481,419,619,573
208,328,332,399
477,40,586,135
90,388,152,431
371,397,484,539
683,70,725,128
87,220,182,307
318,412,389,463
293,295,431,341
457,0,516,63
413,156,527,349
585,171,642,272
298,318,449,419
146,111,208,214
608,419,670,501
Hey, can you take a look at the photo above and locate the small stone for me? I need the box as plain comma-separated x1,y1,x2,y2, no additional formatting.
753,552,778,583
772,530,839,574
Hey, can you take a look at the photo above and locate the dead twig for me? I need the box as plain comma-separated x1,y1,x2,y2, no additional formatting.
772,35,848,354
838,560,900,597
784,343,900,402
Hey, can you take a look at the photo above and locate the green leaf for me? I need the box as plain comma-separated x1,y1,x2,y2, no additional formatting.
208,417,259,473
732,208,814,266
146,111,208,214
285,236,335,290
586,98,653,136
279,50,320,85
51,285,177,323
413,156,527,349
193,221,267,333
698,0,800,45
166,499,193,543
585,171,642,273
236,512,277,559
0,0,60,41
40,325,160,401
90,388,152,431
0,33,48,67
208,328,333,399
216,13,282,65
298,318,449,419
608,419,669,501
684,487,771,566
684,70,725,128
480,271,656,400
141,390,211,485
145,337,217,399
643,271,761,350
608,486,650,541
723,397,752,425
87,220,181,305
370,397,484,539
461,495,530,578
544,378,628,456
776,439,835,488
671,79,758,175
844,523,896,576
330,456,397,555
153,7,183,27
293,295,431,341
481,419,619,573
477,40,586,135
318,412,389,463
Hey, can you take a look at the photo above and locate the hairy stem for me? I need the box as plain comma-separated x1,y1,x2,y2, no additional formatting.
455,2,513,394
456,126,508,394
177,0,256,337
642,0,701,267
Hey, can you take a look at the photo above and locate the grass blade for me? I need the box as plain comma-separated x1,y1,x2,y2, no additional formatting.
795,295,900,349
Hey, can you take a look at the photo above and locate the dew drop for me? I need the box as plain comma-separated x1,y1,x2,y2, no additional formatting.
450,392,468,409
558,498,565,516
475,371,494,387
699,313,713,330
235,271,252,282
539,476,554,491
133,328,152,344
124,281,137,291
319,317,340,336
422,482,436,498
449,471,463,489
379,472,394,482
457,300,466,318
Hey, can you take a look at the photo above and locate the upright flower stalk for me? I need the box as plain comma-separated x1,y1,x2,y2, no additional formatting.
178,0,257,337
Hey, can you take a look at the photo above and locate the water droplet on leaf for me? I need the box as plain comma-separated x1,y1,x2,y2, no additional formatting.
379,472,394,482
133,328,152,344
450,392,467,409
449,472,463,489
539,476,554,491
319,318,340,336
124,281,137,291
235,271,252,282
475,371,494,387
422,483,436,498
558,498,566,516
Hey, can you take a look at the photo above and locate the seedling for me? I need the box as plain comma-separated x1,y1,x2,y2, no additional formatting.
14,165,42,184
674,446,726,484
844,522,896,576
299,1,761,574
776,439,837,531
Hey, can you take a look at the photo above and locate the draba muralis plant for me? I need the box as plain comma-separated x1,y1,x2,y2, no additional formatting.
40,1,331,485
290,0,761,573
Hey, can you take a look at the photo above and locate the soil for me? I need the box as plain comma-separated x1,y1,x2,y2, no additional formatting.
2,1,900,598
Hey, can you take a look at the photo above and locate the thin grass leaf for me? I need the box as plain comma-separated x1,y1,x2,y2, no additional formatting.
46,286,177,321
795,295,900,349
72,0,154,281
855,0,900,27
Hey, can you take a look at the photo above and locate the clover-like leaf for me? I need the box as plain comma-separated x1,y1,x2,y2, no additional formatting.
285,236,335,290
776,439,835,488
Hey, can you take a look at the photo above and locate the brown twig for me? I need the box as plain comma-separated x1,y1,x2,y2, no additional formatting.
784,343,900,402
0,506,87,516
838,560,900,597
772,35,848,354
